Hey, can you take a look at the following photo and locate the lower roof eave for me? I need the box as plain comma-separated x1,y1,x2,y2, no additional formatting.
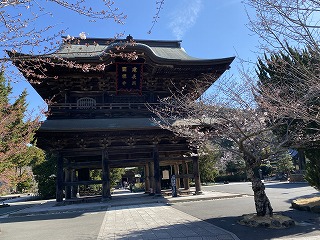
37,118,164,132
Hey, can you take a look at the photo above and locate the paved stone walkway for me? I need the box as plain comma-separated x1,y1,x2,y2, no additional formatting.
97,203,239,240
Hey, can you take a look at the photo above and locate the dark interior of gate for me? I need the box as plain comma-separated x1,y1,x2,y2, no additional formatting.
10,36,234,202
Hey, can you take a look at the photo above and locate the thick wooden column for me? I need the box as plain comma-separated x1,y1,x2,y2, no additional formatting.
182,162,190,190
174,164,181,189
65,165,72,199
102,150,111,199
56,153,64,202
153,147,161,195
144,162,150,193
149,161,155,195
298,149,306,170
71,169,77,198
192,151,202,195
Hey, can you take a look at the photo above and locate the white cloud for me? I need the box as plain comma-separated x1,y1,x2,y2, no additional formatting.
169,0,203,39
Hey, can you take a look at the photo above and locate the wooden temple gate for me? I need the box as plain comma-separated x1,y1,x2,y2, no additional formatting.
41,127,199,201
10,36,234,202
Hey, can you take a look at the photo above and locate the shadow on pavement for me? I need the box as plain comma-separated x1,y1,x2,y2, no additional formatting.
265,182,310,189
0,191,168,223
97,219,236,240
202,209,320,240
284,192,320,204
0,210,87,223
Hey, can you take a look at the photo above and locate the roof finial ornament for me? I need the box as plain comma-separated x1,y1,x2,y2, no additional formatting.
126,34,133,41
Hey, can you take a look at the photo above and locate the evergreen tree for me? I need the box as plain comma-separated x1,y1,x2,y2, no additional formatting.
32,153,56,199
199,146,219,183
0,72,40,194
276,153,294,176
7,146,45,193
305,149,320,190
257,47,320,189
0,72,39,172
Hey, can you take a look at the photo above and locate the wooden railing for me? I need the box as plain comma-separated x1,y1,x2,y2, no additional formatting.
49,102,158,111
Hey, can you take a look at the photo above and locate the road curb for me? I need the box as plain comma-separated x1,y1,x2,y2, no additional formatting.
7,193,246,217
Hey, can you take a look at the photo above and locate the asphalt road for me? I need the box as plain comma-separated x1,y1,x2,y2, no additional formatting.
0,182,319,240
172,182,320,240
0,210,105,240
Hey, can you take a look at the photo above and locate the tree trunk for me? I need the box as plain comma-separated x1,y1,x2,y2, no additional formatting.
251,177,273,216
241,147,273,217
245,159,273,217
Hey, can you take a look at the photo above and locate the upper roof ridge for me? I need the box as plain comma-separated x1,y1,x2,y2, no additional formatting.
62,35,182,48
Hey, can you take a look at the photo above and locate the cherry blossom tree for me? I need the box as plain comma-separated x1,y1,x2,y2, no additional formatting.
245,1,320,190
2,1,166,86
0,0,126,55
246,0,320,51
245,0,320,127
254,45,320,191
150,76,293,217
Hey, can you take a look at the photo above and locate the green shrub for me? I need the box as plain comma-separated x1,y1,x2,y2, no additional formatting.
133,182,145,192
305,149,320,190
32,153,57,199
215,174,247,183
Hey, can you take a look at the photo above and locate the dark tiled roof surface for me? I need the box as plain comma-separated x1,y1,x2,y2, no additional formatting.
39,118,161,132
51,37,200,60
39,118,200,132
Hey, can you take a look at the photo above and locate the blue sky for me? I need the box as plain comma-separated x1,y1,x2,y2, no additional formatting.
8,0,259,115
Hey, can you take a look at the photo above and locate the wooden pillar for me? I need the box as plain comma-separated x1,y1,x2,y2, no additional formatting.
192,151,202,195
144,162,150,193
102,150,111,199
182,162,190,190
56,152,64,202
174,164,181,189
298,149,306,170
71,169,77,198
149,161,155,195
65,165,72,199
153,147,161,195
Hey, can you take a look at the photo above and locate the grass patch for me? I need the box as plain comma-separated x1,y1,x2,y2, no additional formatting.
293,197,320,207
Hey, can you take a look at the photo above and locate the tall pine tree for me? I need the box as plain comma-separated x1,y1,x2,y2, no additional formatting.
0,72,40,172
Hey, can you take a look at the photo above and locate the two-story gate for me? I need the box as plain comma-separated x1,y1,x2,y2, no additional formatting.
9,36,234,202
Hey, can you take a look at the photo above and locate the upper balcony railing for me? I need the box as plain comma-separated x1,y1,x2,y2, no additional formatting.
47,102,161,119
48,102,158,111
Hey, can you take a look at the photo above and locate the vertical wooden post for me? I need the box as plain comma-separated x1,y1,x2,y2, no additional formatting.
298,149,306,170
182,162,190,190
56,152,64,202
65,164,72,199
71,169,77,198
102,149,111,199
174,164,180,189
149,161,155,195
144,161,150,193
153,147,161,195
192,150,202,195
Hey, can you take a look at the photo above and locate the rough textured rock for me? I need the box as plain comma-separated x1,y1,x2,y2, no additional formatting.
238,214,295,229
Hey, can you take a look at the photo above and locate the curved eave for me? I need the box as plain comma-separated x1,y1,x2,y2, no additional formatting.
7,44,235,101
7,43,235,69
36,118,200,133
37,118,162,132
67,43,235,69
